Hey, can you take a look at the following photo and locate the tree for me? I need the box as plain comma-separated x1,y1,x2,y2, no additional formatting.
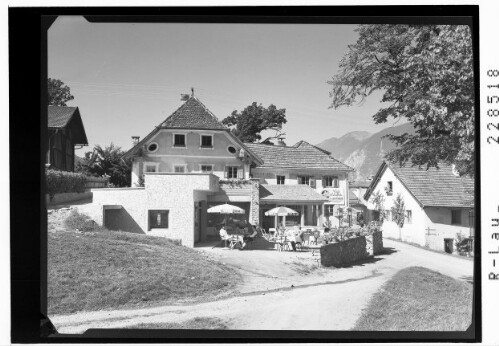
371,191,386,224
48,78,75,106
222,102,287,143
328,25,475,176
76,143,132,187
391,193,406,229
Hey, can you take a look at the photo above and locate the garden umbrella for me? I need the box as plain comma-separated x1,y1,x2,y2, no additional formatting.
264,206,299,216
265,206,299,229
207,203,245,226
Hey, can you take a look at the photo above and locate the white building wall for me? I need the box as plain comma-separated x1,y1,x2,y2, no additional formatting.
88,173,218,247
365,166,427,246
366,166,474,251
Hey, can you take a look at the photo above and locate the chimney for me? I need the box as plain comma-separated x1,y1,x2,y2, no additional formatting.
276,138,286,146
132,136,140,146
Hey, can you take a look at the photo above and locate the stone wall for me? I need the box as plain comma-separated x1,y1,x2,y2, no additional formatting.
366,231,383,256
250,178,260,226
84,176,108,189
320,236,369,267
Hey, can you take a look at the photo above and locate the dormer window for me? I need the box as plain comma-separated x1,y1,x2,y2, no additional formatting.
200,134,213,148
173,134,186,147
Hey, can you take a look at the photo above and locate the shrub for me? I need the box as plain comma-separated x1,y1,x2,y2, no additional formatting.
64,210,102,233
46,169,87,199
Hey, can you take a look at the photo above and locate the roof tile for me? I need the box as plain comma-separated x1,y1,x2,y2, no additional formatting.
160,96,226,130
48,106,77,128
245,141,353,171
389,163,474,208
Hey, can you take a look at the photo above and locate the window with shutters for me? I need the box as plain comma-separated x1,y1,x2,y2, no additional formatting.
322,176,339,188
298,176,310,185
225,166,240,179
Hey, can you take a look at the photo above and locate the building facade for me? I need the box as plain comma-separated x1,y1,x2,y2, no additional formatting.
47,106,88,171
363,161,474,253
88,94,353,247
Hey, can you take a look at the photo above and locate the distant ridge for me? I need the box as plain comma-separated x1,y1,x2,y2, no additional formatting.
316,123,415,181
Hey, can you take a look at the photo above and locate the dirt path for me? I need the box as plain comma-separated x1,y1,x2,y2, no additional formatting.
50,238,473,333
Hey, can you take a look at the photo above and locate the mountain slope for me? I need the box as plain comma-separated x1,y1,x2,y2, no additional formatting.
316,131,371,162
317,123,414,180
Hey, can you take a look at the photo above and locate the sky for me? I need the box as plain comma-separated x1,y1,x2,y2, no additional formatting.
48,16,393,155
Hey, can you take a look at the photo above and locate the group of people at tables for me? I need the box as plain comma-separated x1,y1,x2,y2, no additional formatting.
219,218,332,251
218,219,258,250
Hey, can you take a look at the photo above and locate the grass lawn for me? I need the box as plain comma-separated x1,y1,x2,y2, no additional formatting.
125,317,228,329
354,266,473,331
48,229,240,315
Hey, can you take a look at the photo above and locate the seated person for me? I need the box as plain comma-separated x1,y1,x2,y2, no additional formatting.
285,227,304,251
219,226,231,247
240,223,258,250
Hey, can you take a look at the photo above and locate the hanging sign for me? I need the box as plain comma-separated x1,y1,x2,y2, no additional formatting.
321,188,344,204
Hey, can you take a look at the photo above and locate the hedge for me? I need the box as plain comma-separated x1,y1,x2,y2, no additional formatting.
46,169,87,199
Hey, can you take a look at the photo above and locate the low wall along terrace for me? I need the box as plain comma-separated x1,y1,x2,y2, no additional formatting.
366,231,383,256
320,232,383,267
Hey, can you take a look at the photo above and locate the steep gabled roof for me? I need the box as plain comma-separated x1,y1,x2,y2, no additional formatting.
160,96,226,130
48,106,88,145
364,161,474,208
48,106,78,128
259,184,329,203
245,140,353,171
122,96,262,165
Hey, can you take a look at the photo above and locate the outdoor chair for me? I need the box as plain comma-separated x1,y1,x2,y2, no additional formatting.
260,227,274,241
274,235,289,251
268,228,277,237
218,228,231,248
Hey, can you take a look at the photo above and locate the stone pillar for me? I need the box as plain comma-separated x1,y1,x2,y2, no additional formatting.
249,178,260,226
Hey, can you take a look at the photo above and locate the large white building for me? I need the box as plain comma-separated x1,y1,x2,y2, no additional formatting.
85,94,353,247
364,161,474,253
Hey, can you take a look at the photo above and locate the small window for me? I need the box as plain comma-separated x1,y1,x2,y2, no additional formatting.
174,165,186,173
276,175,285,185
386,181,393,195
298,176,310,185
225,166,239,179
325,205,335,215
451,210,462,225
385,209,391,221
149,210,169,230
201,165,213,173
200,135,213,148
405,210,412,224
227,146,237,154
147,142,158,153
174,134,186,147
323,176,339,188
144,163,158,173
